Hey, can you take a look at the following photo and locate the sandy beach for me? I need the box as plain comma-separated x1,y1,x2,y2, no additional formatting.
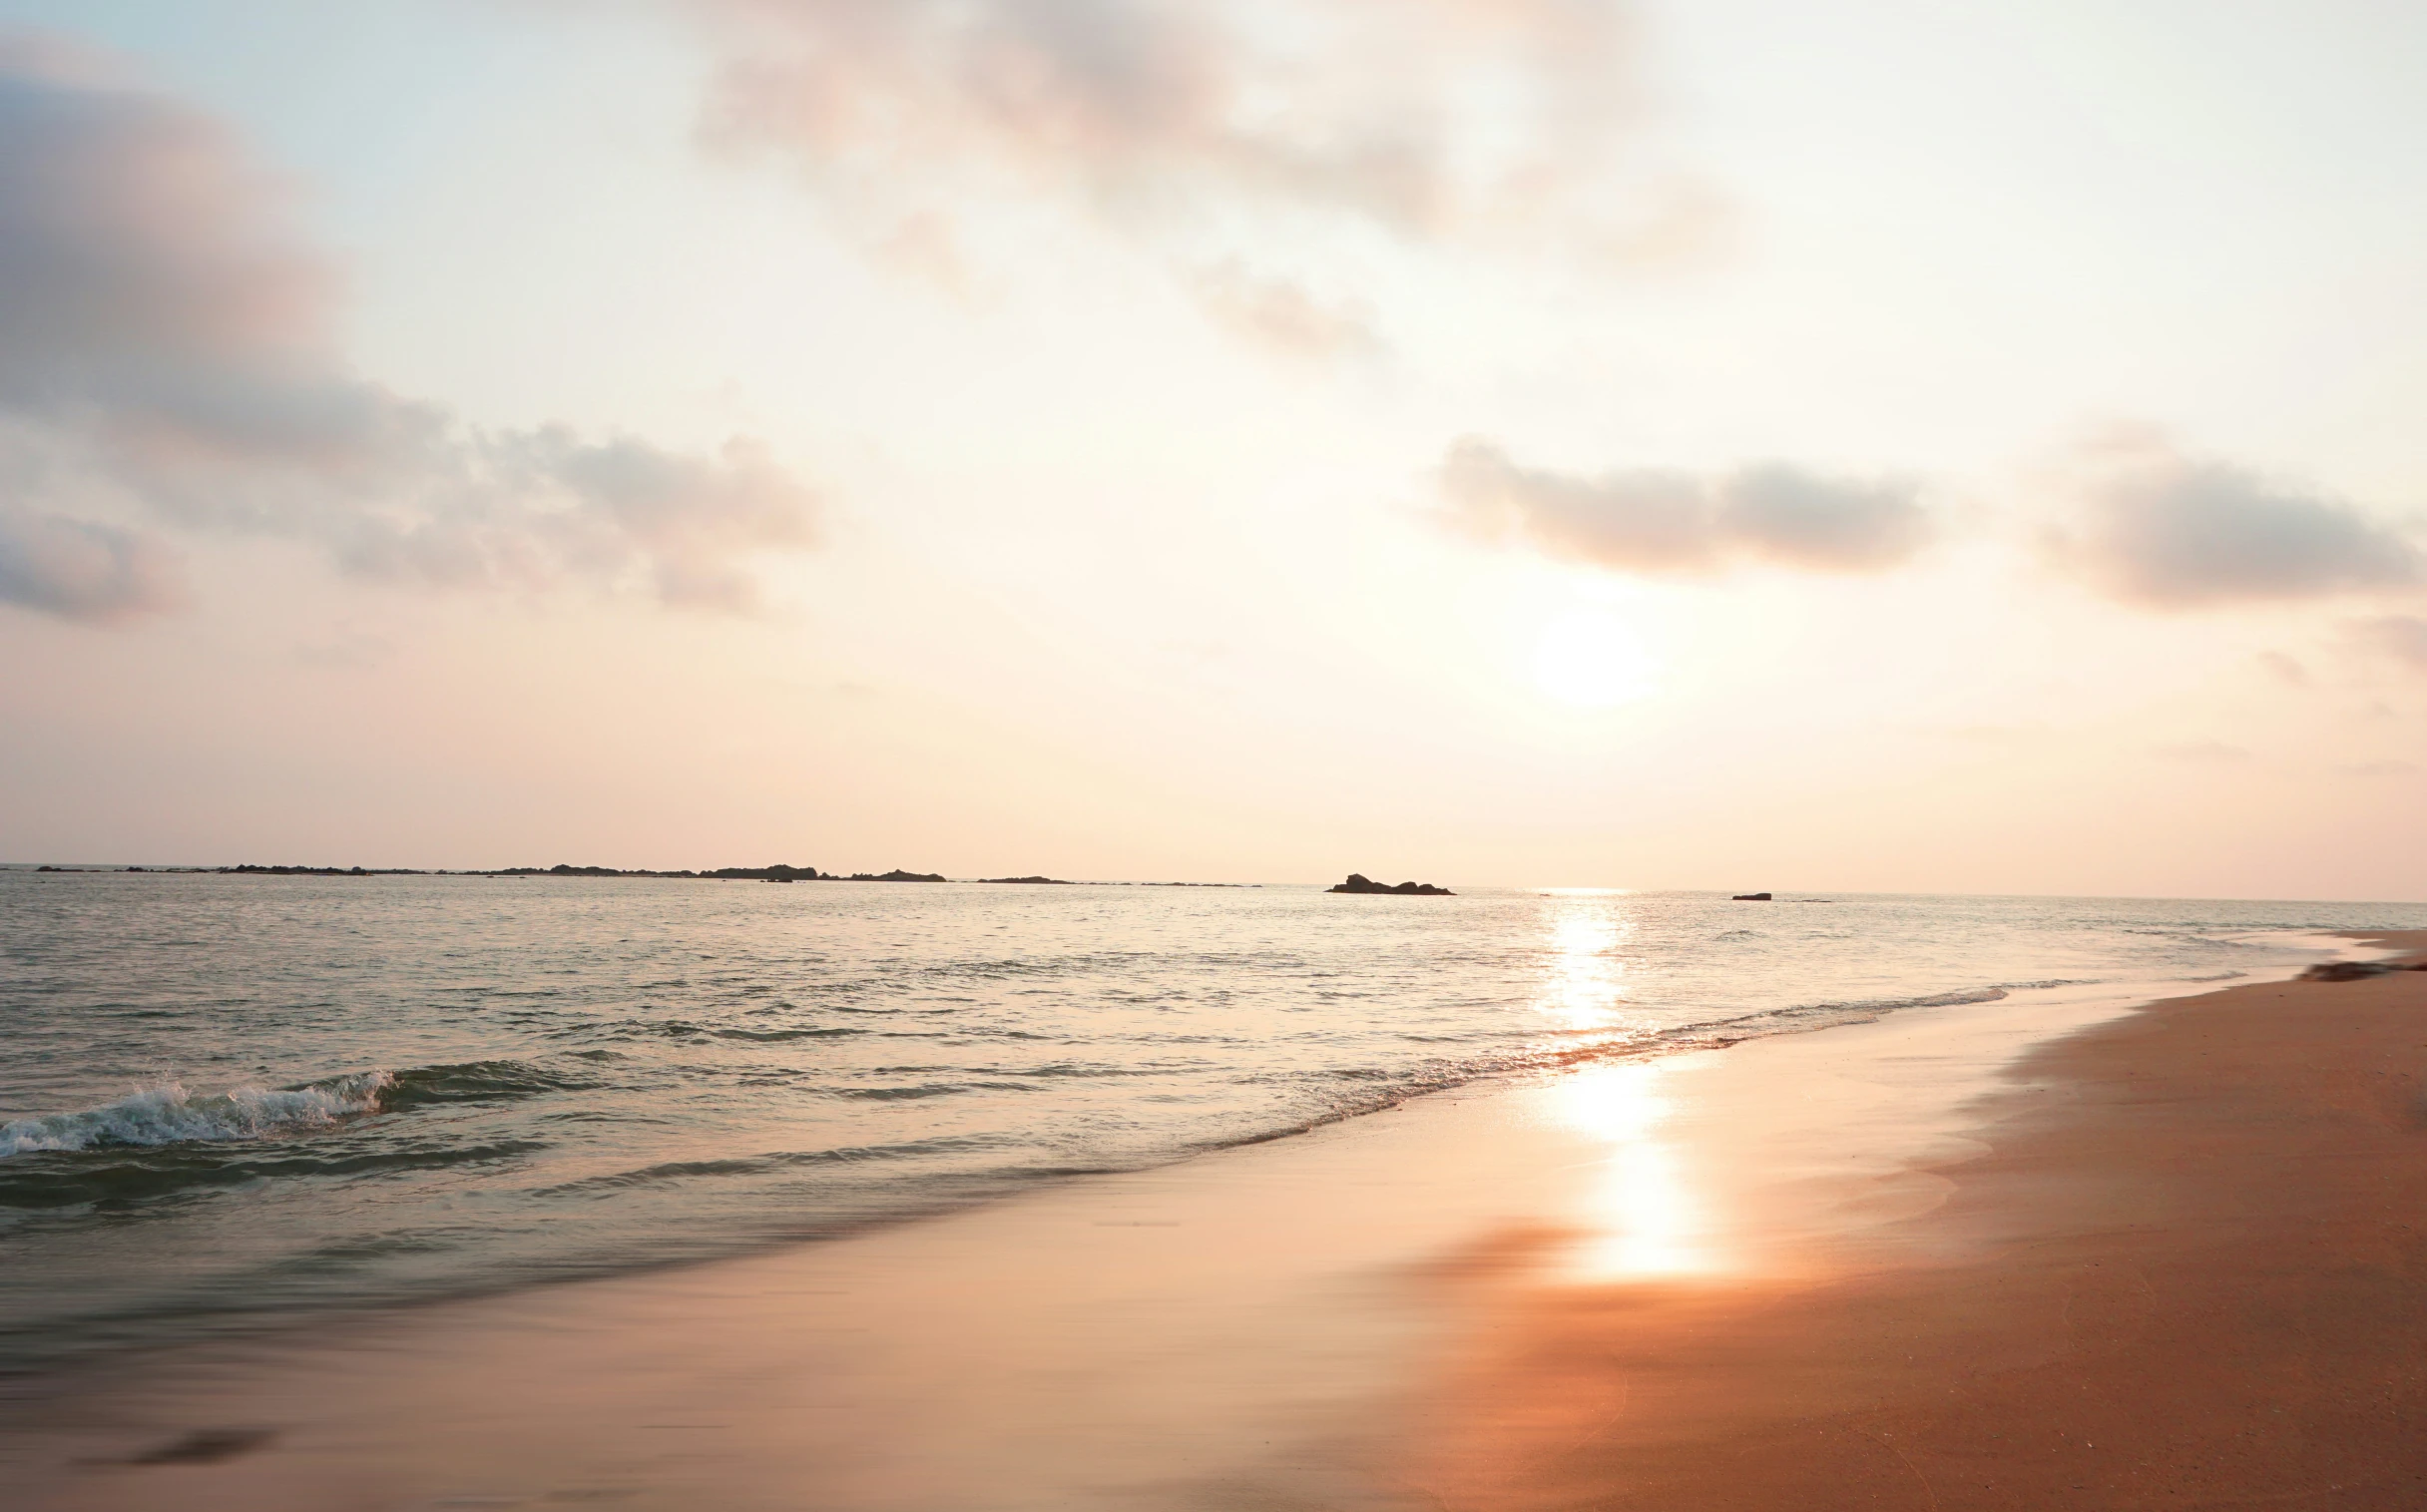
1411,929,2427,1510
8,933,2425,1510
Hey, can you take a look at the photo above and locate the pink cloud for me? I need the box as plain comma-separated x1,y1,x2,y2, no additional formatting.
0,33,820,624
681,2,1720,348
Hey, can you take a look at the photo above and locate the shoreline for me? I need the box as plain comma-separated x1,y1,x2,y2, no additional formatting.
6,934,2422,1508
0,941,2333,1380
1408,927,2427,1508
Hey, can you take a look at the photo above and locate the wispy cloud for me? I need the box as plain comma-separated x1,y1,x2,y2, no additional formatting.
0,34,818,624
2339,758,2419,777
680,1,1720,347
1184,259,1379,361
309,430,818,613
2353,615,2427,672
1436,438,1930,575
2253,650,2310,688
2046,429,2420,609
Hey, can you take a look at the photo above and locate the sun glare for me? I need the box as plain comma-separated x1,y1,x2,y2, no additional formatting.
1530,609,1658,709
1557,1061,1711,1278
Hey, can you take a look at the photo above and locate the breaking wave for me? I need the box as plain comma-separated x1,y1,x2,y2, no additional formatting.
0,1060,586,1159
0,1073,393,1158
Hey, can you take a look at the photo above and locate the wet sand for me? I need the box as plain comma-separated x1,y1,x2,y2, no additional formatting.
7,935,2424,1509
1411,930,2427,1509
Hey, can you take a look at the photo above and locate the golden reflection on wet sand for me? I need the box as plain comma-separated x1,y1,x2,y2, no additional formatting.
1554,1060,1714,1279
1534,893,1716,1280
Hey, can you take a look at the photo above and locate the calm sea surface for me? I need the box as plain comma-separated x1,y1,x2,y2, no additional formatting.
3,871,2421,1374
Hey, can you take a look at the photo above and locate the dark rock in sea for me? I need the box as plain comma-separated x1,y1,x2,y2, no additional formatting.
703,864,821,881
1732,892,1773,901
484,863,820,881
221,863,425,876
1327,872,1453,896
2301,960,2400,982
846,869,948,883
977,875,1076,885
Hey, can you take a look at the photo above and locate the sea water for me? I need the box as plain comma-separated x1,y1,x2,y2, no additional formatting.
2,869,2420,1375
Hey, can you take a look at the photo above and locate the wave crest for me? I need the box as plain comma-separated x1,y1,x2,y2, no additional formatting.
0,1073,391,1158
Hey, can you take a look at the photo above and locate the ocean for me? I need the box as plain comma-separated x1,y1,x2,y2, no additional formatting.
3,870,2420,1377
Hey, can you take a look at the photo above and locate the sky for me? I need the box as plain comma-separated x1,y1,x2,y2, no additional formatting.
2,0,2425,899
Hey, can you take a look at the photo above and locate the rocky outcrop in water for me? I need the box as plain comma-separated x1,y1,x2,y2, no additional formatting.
480,863,827,880
1327,872,1453,896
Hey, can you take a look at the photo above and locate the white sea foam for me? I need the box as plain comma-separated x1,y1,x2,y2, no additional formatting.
0,1072,391,1158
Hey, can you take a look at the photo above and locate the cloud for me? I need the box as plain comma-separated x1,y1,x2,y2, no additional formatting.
692,0,1645,231
679,1,1720,346
1185,259,1379,361
1437,438,1930,576
2354,615,2427,672
0,507,184,623
2253,650,2310,688
2339,759,2418,777
2049,430,2420,609
322,431,818,612
0,34,817,623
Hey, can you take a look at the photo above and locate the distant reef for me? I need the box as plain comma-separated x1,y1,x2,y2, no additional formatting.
490,864,952,882
1327,872,1453,896
1125,880,1254,888
218,864,421,876
487,863,828,881
29,863,1261,887
36,864,227,874
144,862,879,881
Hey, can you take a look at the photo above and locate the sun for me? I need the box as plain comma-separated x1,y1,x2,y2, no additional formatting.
1530,608,1659,709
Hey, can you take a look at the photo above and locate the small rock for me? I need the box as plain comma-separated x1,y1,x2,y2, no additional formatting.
2300,960,2398,982
129,1428,276,1465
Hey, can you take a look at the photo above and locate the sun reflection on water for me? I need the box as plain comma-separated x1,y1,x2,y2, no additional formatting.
1536,893,1714,1279
1539,892,1631,1033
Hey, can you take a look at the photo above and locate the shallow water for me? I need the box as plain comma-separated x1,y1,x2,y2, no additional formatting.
2,870,2419,1373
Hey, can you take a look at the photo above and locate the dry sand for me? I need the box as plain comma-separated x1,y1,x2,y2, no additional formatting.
7,934,2424,1509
